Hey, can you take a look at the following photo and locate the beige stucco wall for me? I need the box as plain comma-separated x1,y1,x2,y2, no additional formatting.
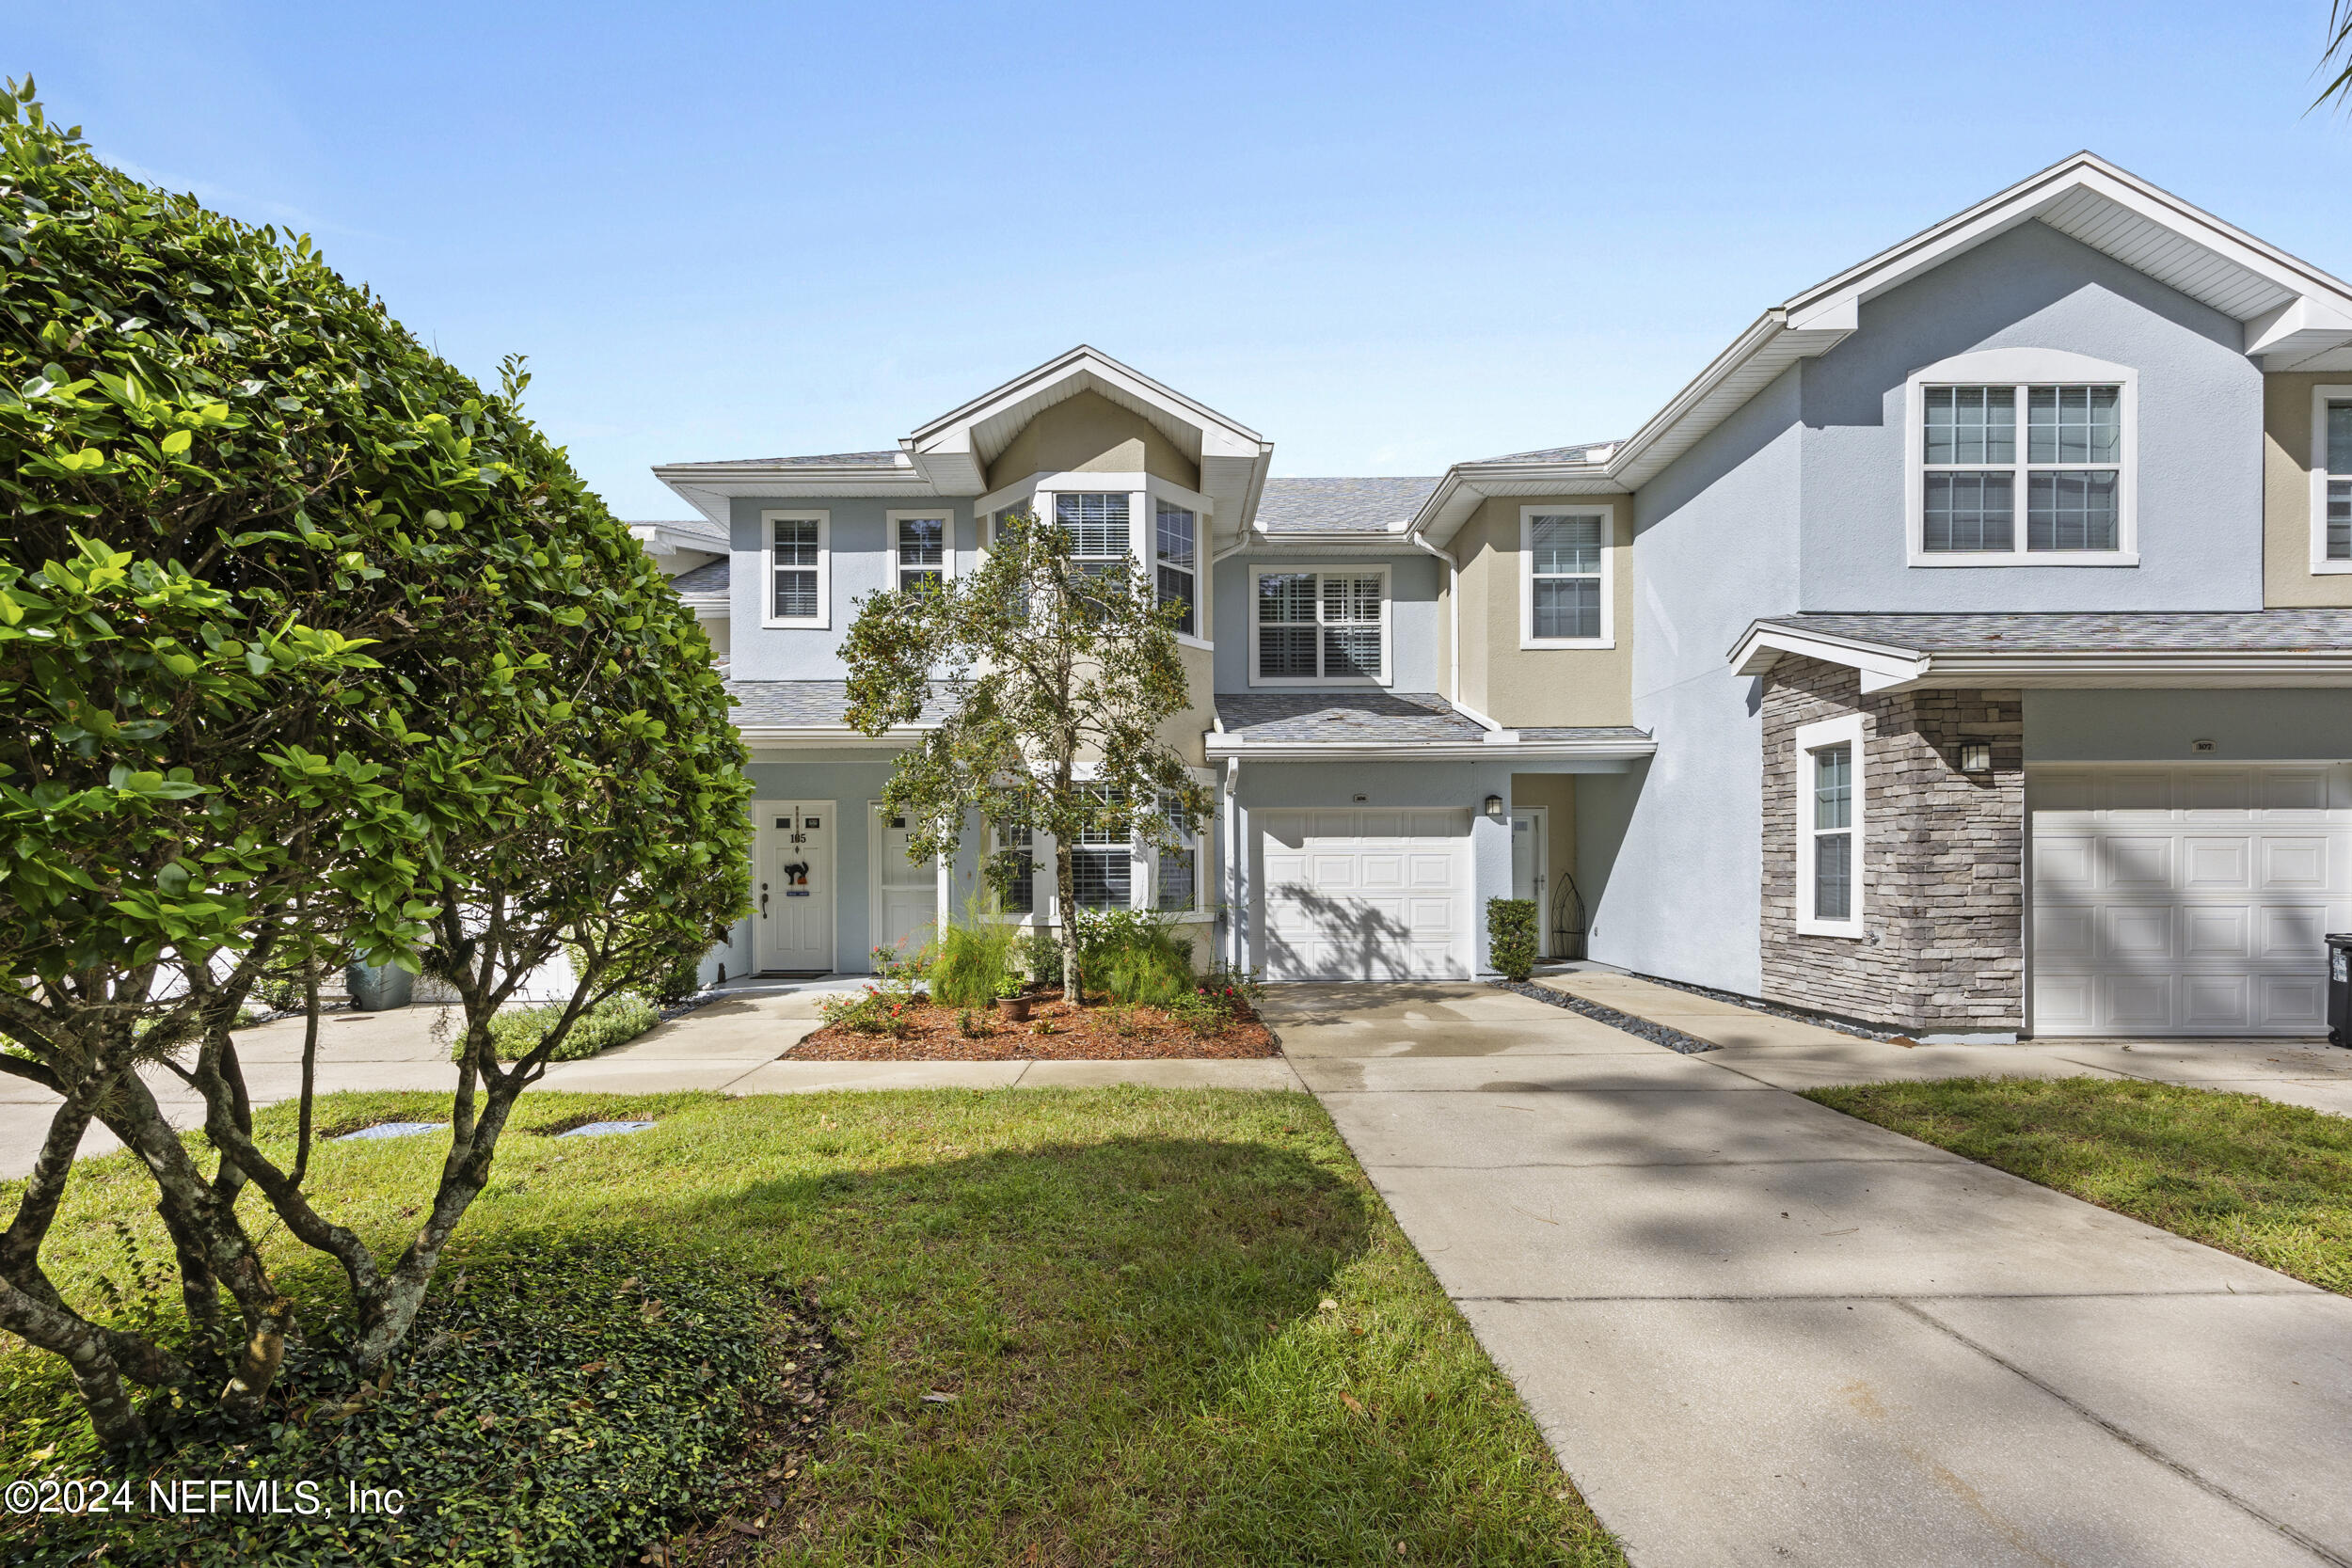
2264,372,2352,607
986,390,1201,493
1452,493,1636,726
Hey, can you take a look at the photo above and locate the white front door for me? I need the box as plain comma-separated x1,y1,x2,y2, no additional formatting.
870,803,938,966
2030,765,2352,1037
1510,808,1548,958
1255,808,1473,981
755,800,834,974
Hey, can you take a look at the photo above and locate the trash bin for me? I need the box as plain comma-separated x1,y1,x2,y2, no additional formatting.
2329,935,2352,1048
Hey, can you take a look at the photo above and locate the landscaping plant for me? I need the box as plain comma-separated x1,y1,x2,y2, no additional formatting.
842,511,1210,1005
469,992,661,1064
0,81,749,1445
930,895,1021,1008
1487,897,1539,982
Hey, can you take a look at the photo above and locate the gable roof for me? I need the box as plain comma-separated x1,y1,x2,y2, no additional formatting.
653,346,1275,539
1409,153,2352,543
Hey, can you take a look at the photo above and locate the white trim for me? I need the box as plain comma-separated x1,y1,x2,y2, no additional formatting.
2310,386,2352,575
1792,714,1865,940
1903,349,2138,568
1247,563,1392,688
759,509,830,629
1518,504,1616,649
884,508,956,593
866,800,941,966
1203,733,1655,762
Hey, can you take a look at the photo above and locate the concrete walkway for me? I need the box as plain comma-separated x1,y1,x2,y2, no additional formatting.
1534,969,2352,1116
1274,980,2352,1568
0,985,1304,1178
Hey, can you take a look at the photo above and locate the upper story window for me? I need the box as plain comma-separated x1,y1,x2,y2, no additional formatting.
1794,713,1864,940
1251,567,1388,686
1905,350,2137,567
762,509,829,627
1521,506,1613,648
1055,493,1130,578
888,512,951,594
2310,388,2352,575
1155,502,1197,636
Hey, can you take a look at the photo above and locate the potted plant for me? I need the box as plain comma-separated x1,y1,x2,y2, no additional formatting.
994,974,1031,1022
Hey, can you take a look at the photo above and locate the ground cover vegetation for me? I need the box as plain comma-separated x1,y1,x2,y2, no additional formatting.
842,512,1211,1005
1809,1076,2352,1292
0,1087,1623,1567
0,80,749,1446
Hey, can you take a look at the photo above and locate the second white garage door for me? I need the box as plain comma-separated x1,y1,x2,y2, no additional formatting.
2030,765,2352,1037
1255,808,1473,981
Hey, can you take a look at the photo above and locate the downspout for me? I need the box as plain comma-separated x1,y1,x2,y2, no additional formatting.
1223,755,1243,971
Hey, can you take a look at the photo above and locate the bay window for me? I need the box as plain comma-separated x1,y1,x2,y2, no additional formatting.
1155,501,1197,635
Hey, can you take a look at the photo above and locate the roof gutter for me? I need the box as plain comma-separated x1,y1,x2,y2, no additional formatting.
1728,620,2352,692
1203,736,1657,763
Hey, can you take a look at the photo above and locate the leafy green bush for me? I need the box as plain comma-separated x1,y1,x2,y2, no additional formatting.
0,1242,775,1568
930,897,1021,1008
459,993,659,1063
652,952,705,1005
816,987,914,1037
1486,898,1538,982
1070,907,1197,1004
1013,932,1062,988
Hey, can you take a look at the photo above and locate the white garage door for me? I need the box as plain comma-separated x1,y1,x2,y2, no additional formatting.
2030,765,2352,1037
1256,808,1472,981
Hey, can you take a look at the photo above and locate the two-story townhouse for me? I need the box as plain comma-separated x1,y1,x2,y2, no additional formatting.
650,153,2352,1042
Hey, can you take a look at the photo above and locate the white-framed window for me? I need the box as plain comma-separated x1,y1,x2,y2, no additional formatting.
1053,492,1131,580
1793,713,1864,939
1520,506,1613,648
2309,387,2352,575
886,511,952,594
1071,810,1133,910
1153,792,1198,912
1155,500,1197,636
761,510,829,627
1250,566,1389,686
1903,349,2137,567
989,819,1035,915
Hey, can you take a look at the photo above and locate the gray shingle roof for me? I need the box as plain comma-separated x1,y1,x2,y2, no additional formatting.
1516,725,1654,743
670,557,729,594
669,450,906,469
1255,477,1438,533
1760,610,2352,654
723,680,950,728
1215,691,1484,742
1476,441,1618,465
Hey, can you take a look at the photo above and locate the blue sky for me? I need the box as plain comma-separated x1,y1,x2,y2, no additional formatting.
10,1,2352,516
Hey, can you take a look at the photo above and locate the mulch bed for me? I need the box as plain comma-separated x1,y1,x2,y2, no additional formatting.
788,990,1279,1061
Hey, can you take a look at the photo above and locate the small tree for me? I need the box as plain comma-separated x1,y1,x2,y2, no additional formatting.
0,82,749,1443
843,514,1210,1003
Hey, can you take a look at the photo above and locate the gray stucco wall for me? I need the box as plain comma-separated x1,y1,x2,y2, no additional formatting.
1798,220,2262,612
2025,689,2352,762
729,499,977,682
1596,365,1805,995
1212,552,1444,694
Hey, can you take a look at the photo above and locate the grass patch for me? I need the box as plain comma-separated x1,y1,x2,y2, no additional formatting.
2,1087,1618,1566
1806,1075,2352,1293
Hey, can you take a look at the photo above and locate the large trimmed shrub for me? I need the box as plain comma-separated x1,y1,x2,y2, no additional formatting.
1486,898,1538,982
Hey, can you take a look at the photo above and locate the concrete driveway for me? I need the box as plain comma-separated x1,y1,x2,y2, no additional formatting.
1271,981,2352,1568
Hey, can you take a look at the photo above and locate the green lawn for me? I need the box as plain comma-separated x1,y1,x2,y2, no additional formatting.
2,1086,1619,1567
1806,1075,2352,1293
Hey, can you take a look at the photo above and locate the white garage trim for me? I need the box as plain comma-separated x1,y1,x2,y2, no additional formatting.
2029,763,2352,1037
1253,808,1474,980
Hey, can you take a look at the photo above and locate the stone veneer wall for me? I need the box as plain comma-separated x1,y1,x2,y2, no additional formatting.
1759,657,2025,1035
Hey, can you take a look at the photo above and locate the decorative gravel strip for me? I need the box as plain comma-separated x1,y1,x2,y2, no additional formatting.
1615,971,1910,1042
1494,980,1720,1055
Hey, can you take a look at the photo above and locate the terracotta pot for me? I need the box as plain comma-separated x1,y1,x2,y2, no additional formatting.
996,995,1032,1022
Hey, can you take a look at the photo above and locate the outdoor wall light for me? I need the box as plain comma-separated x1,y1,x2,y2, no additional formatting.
1484,794,1505,819
1958,743,1993,773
